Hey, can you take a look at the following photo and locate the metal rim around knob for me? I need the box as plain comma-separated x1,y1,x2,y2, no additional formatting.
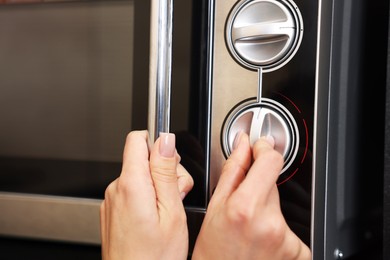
221,98,300,174
226,0,304,72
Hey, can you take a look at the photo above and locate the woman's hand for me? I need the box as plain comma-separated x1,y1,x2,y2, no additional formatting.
100,130,193,260
192,132,311,260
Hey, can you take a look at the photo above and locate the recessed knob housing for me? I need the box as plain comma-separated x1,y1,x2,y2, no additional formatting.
222,98,299,173
226,0,303,72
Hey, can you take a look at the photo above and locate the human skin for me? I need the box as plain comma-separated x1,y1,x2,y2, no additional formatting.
100,131,194,260
192,132,312,260
100,130,311,260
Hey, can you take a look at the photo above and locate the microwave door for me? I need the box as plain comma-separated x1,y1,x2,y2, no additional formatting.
0,0,209,255
0,1,138,245
147,0,209,255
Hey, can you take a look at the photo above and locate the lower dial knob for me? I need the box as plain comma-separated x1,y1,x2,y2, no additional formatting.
222,98,299,173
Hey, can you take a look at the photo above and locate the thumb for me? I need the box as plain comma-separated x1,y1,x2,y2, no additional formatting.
150,133,181,209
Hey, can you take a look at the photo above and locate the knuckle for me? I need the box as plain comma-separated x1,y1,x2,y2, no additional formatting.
253,217,287,246
187,174,194,188
180,173,194,192
225,197,254,225
152,167,177,183
116,176,137,196
150,158,178,183
177,165,194,193
224,194,287,247
257,147,284,169
105,176,136,199
267,149,284,165
125,131,137,143
223,157,248,176
103,180,116,200
125,131,135,141
125,130,147,143
222,159,235,174
177,210,188,224
167,208,187,228
100,200,106,214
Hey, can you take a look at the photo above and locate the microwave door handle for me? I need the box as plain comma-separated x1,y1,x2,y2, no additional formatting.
148,0,173,144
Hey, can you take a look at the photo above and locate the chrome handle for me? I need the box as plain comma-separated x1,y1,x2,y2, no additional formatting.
148,0,173,143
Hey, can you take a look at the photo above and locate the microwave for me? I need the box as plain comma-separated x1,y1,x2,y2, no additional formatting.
0,0,387,259
0,0,210,258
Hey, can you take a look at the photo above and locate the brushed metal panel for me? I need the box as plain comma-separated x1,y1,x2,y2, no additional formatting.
0,192,101,244
209,0,258,195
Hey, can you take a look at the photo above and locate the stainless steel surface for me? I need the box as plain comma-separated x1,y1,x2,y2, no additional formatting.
148,0,173,143
257,68,263,103
210,0,299,194
211,1,317,254
226,0,303,72
221,98,299,173
209,0,257,198
228,107,292,156
0,192,101,244
210,0,304,193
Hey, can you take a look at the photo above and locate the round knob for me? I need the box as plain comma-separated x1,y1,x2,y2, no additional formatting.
222,99,299,173
226,0,303,72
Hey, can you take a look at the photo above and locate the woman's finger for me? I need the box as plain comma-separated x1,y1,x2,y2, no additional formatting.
177,163,194,200
99,200,107,258
121,130,150,179
117,131,157,217
236,136,284,205
149,133,182,210
212,132,252,203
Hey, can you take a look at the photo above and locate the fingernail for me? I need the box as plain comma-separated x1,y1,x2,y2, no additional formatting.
159,133,175,158
233,131,243,150
261,135,275,148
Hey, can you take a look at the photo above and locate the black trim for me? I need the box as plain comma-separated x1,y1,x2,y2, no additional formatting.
315,0,388,259
384,0,390,257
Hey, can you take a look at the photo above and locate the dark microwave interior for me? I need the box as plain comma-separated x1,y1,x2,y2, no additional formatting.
0,0,209,209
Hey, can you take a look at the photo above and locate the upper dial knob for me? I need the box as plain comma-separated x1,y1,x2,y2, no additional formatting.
226,0,303,72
